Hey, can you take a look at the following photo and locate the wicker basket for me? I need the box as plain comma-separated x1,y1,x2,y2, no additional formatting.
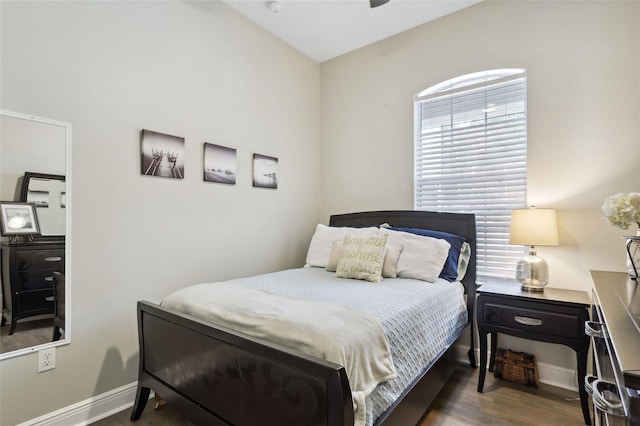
493,348,538,387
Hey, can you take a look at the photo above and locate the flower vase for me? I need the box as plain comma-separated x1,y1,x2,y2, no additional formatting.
626,229,640,280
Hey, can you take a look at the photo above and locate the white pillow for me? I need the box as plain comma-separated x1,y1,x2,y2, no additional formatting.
305,224,378,268
325,240,345,272
326,240,403,278
381,229,450,282
336,234,388,283
382,244,403,278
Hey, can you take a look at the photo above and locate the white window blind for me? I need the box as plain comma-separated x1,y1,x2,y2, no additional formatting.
414,69,527,279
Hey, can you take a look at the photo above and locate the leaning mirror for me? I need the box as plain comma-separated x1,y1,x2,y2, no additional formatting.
0,110,71,360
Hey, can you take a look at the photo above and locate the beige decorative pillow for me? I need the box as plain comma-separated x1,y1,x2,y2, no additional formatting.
336,234,388,283
327,240,402,278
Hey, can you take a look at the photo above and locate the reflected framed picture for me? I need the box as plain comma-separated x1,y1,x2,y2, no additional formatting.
252,153,278,189
140,129,185,179
27,190,49,207
20,172,66,210
0,202,40,236
203,143,237,185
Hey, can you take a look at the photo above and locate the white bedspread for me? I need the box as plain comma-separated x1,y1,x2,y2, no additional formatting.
162,268,468,426
161,281,397,426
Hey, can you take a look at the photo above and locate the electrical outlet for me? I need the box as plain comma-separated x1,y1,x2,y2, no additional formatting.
38,347,56,372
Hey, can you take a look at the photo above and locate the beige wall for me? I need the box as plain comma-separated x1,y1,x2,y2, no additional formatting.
321,0,640,287
0,1,321,424
320,0,639,368
1,0,639,423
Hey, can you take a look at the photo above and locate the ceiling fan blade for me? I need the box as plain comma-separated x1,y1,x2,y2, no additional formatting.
370,0,390,8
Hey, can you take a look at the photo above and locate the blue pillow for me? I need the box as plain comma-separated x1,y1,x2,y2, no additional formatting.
388,226,466,282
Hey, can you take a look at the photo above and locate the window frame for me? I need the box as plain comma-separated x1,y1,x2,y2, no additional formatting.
413,69,527,279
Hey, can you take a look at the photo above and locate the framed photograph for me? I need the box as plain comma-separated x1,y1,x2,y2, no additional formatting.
0,202,40,236
203,143,237,185
140,129,185,179
252,153,278,189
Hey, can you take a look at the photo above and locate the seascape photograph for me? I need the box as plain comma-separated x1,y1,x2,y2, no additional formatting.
252,154,278,189
203,143,237,184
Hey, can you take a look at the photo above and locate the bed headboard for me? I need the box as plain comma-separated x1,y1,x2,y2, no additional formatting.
329,210,476,289
329,210,477,335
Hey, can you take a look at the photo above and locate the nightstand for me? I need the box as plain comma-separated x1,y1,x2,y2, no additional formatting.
476,281,591,425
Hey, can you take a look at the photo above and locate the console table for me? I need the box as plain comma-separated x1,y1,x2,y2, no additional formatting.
589,270,640,425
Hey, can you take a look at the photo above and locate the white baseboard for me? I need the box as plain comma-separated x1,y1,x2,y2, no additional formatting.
455,344,579,392
17,382,147,426
536,360,579,392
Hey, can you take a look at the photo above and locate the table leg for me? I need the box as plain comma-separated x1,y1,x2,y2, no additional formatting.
477,331,487,392
488,331,498,372
468,322,477,368
130,385,150,421
577,349,591,425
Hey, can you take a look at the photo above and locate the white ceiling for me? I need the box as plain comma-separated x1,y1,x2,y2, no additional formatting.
222,0,483,63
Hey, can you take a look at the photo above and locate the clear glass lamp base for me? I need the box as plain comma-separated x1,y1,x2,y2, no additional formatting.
516,253,549,292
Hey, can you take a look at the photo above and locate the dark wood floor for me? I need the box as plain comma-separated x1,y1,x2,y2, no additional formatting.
419,366,585,426
94,365,586,425
0,318,54,354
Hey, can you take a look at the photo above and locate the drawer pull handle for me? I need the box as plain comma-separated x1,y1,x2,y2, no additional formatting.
45,256,62,262
585,321,604,338
584,375,597,395
592,379,625,416
45,276,54,281
514,316,542,326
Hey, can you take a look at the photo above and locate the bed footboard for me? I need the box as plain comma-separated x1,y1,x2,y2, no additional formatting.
131,301,354,426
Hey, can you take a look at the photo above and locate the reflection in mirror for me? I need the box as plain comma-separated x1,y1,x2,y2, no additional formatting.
0,110,71,360
19,172,66,239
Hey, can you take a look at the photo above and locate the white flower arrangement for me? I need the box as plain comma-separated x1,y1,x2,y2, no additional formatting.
601,192,640,230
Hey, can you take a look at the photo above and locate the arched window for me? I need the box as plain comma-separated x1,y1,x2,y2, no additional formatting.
414,69,527,279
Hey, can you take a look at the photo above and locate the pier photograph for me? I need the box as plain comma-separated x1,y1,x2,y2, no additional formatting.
140,129,185,179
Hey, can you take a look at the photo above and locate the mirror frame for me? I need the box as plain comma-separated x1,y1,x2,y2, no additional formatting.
0,110,72,360
19,171,66,241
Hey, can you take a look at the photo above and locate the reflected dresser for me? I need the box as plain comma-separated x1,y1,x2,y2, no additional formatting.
1,241,65,335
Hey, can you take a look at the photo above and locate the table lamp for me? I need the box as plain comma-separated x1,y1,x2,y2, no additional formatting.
509,208,559,291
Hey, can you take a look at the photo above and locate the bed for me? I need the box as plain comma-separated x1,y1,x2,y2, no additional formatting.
130,210,477,426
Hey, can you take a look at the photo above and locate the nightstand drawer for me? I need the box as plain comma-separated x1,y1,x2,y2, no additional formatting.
15,270,56,291
16,290,54,315
13,248,65,271
482,302,583,339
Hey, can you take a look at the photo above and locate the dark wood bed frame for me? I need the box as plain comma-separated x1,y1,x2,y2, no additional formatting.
131,210,477,426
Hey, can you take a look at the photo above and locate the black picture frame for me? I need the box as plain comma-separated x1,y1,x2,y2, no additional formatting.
20,171,66,204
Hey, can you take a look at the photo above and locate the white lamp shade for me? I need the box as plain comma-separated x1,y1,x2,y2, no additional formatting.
509,208,559,246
